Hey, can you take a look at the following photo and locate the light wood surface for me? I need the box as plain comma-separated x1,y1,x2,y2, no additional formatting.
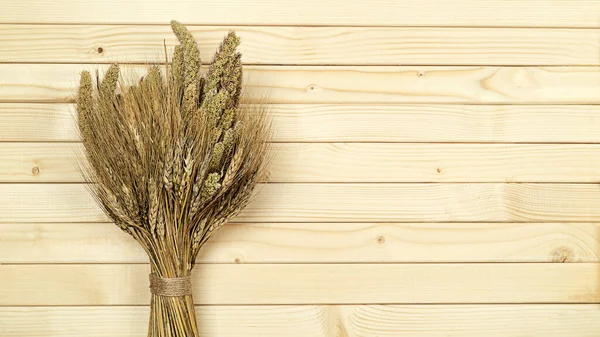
1,64,599,104
4,142,600,183
2,305,600,337
1,222,598,264
4,103,600,143
1,264,597,305
4,183,600,223
1,0,598,27
1,25,598,65
2,2,599,334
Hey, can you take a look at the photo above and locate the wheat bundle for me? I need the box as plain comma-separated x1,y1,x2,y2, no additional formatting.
76,21,270,337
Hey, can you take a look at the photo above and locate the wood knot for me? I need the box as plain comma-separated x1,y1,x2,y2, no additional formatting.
234,258,241,264
551,246,576,263
31,166,40,175
418,71,425,77
377,236,386,244
436,168,442,173
97,47,104,54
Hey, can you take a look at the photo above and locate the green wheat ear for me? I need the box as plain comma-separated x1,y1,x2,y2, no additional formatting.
171,20,201,116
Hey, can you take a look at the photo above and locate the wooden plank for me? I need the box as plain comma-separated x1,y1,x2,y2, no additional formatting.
1,25,599,65
4,103,600,143
3,183,600,223
1,0,597,27
4,143,600,183
0,103,76,141
269,143,600,183
1,64,598,104
0,143,79,183
2,305,600,337
0,263,597,305
1,222,598,264
0,306,328,337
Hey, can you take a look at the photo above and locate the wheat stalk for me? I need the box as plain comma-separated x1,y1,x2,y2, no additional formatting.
76,21,271,337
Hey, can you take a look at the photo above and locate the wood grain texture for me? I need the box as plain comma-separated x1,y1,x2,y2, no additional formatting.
2,25,598,65
2,305,600,337
1,64,599,104
4,103,600,143
269,143,600,183
3,183,600,223
1,264,597,305
2,222,598,264
1,0,598,27
0,143,79,182
5,142,600,183
2,1,599,334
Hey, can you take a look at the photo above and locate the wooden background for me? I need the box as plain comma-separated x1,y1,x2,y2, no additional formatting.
1,1,600,336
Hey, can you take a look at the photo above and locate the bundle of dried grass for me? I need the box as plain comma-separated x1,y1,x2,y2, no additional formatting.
76,21,270,337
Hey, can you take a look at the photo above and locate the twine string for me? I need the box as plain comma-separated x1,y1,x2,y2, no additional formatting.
149,273,193,297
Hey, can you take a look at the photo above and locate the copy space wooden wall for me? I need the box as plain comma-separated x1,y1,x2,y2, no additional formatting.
1,1,600,336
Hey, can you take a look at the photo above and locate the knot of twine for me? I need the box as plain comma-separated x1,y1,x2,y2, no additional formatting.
149,273,192,297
